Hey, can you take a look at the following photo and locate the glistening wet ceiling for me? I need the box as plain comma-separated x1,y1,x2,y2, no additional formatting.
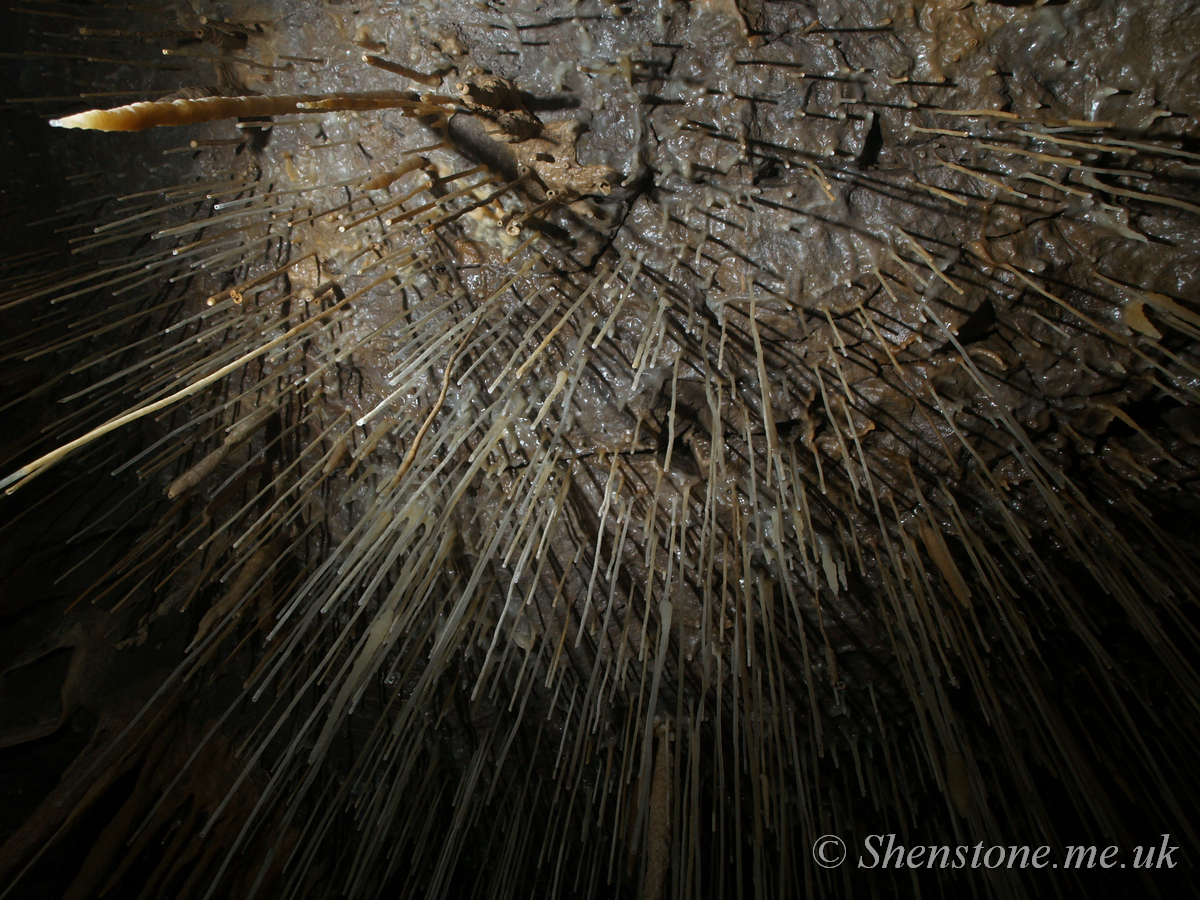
1,1,1199,898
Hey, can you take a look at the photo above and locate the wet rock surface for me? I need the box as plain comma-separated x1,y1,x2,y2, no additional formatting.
1,0,1199,898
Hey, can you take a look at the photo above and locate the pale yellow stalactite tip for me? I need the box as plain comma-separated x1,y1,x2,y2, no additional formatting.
49,93,415,132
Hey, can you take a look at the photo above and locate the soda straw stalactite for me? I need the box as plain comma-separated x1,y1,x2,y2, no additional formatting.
1,1,1199,899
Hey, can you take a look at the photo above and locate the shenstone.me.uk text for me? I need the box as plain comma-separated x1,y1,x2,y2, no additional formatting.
855,833,1179,870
